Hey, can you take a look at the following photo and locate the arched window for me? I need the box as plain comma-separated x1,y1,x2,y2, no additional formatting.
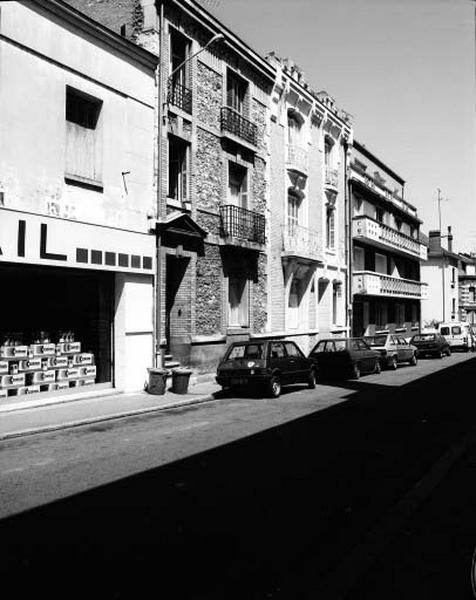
287,109,303,147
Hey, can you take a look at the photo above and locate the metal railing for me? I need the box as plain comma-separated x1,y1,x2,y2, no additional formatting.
353,271,428,299
286,145,308,175
220,204,265,245
352,216,427,260
167,80,192,114
281,223,322,261
220,107,258,146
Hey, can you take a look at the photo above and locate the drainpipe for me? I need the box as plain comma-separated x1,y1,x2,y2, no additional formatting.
155,0,165,368
344,140,353,336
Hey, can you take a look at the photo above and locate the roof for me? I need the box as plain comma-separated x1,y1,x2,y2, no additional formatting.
353,140,405,185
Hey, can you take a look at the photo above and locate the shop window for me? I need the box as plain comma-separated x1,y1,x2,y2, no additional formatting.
411,303,418,324
169,28,191,88
227,69,247,115
395,303,405,326
375,301,387,329
228,162,248,208
168,135,189,202
65,86,103,185
229,276,249,327
326,205,335,249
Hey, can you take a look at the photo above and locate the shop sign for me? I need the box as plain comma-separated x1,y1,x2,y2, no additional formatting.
0,208,155,274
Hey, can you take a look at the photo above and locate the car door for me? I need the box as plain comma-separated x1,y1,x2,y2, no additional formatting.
284,341,308,383
268,341,290,383
398,337,412,361
355,338,375,372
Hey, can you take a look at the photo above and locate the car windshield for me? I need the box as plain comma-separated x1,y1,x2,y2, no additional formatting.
364,335,387,347
412,334,435,342
226,344,264,360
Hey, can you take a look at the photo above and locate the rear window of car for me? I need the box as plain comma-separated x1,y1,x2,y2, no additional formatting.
364,335,387,347
452,326,462,334
412,334,435,342
440,327,450,335
226,344,263,360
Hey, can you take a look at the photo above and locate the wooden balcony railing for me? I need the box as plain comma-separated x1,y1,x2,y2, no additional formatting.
220,107,258,147
167,80,192,114
220,204,265,246
353,271,428,300
353,216,427,260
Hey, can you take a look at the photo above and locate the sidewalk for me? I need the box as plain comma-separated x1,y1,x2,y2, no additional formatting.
0,376,222,441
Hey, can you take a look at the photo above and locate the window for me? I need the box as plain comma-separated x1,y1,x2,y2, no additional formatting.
65,86,103,185
168,136,188,201
227,344,263,360
287,111,302,147
288,276,301,329
284,342,303,358
228,163,248,208
227,70,247,115
324,137,333,166
410,226,416,239
452,298,456,315
228,276,249,327
326,205,335,249
332,283,341,326
469,287,476,303
375,301,387,328
395,218,402,231
375,207,384,223
452,268,456,284
269,342,285,359
288,192,300,232
395,303,405,326
170,29,191,87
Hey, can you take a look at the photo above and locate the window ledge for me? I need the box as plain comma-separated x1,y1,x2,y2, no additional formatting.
65,174,103,192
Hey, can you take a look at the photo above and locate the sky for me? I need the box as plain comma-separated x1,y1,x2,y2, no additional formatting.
204,0,476,252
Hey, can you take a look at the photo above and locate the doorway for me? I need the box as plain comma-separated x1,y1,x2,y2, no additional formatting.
165,255,190,361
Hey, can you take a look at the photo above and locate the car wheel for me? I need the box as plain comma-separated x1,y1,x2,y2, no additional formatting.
374,360,381,374
437,350,444,359
351,363,360,379
308,368,317,389
267,376,281,398
409,353,417,366
390,356,398,370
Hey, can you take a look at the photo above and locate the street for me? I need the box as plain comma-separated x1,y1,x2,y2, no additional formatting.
0,352,475,599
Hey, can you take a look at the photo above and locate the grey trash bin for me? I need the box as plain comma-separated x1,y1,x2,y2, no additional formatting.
146,368,168,395
171,368,192,394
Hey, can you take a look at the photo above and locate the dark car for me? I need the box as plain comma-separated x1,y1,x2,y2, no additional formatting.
363,334,418,369
409,333,451,358
308,337,381,379
216,339,315,398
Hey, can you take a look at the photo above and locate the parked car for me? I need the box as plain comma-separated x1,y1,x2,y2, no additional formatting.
216,339,315,398
437,321,475,352
308,337,381,379
409,333,451,358
363,334,418,369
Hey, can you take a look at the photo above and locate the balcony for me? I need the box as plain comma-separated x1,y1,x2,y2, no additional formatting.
281,224,323,263
220,204,265,248
353,271,428,300
325,166,339,191
220,107,258,148
286,145,308,176
167,80,192,114
353,216,427,260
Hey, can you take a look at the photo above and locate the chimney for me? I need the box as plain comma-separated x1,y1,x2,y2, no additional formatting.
447,225,453,252
428,230,442,253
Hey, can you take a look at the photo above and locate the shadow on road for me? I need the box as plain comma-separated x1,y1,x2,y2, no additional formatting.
1,357,476,599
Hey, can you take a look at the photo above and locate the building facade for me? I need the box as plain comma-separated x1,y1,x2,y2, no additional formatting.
458,253,476,325
420,228,460,326
349,141,428,338
266,54,352,354
0,0,158,398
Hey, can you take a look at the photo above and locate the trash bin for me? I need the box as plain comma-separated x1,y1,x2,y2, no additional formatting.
146,368,168,395
171,368,192,394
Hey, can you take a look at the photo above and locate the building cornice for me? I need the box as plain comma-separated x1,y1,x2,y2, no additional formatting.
29,0,159,70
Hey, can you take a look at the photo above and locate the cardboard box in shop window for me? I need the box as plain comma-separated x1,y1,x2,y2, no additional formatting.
80,378,95,387
30,343,56,356
57,342,81,355
18,385,40,395
57,368,80,381
47,356,69,369
0,389,8,399
55,381,70,390
0,361,8,375
29,370,56,384
79,365,96,378
73,353,94,366
1,373,26,388
18,358,42,372
0,346,28,359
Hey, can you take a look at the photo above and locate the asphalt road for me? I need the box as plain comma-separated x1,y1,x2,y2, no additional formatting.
0,352,475,599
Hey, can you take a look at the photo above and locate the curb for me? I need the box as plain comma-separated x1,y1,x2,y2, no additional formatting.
0,392,218,441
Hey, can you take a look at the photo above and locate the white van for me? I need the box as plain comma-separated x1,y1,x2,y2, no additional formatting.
437,322,475,351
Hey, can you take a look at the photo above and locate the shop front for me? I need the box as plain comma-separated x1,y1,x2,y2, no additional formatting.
0,208,155,402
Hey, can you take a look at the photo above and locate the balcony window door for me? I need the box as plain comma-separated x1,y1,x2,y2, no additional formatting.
229,276,249,327
170,30,190,88
168,136,188,202
375,207,385,224
354,246,365,271
324,137,334,167
288,192,300,235
227,70,247,115
288,112,302,147
326,205,335,249
375,252,387,275
228,163,248,209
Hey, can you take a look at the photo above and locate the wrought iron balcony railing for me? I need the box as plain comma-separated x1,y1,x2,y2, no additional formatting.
220,204,265,246
281,223,322,262
220,107,258,147
167,80,192,114
286,145,308,176
353,271,428,300
353,216,427,261
325,166,339,189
